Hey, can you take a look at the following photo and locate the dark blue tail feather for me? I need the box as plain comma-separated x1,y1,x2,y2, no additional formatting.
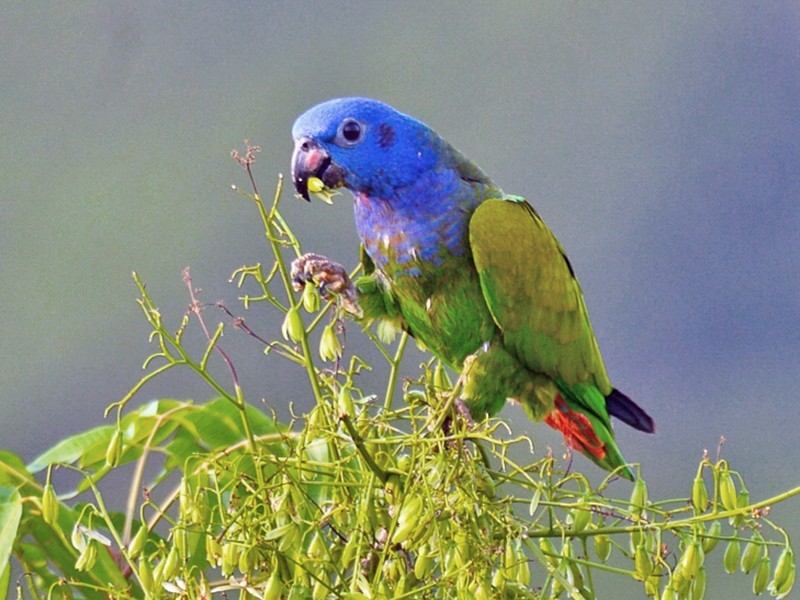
606,389,655,433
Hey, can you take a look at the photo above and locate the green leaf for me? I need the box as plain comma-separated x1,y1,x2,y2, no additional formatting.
27,399,188,476
0,487,22,580
0,451,36,494
0,561,8,600
27,425,114,472
165,397,285,471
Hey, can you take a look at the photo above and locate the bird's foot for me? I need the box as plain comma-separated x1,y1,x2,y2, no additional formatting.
291,253,362,316
453,397,475,428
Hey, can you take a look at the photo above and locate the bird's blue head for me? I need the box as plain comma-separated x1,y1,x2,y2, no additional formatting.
291,98,445,201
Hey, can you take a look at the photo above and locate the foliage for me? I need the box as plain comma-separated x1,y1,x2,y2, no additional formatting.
1,151,798,599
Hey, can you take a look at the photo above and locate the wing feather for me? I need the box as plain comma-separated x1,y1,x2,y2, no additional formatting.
469,198,612,392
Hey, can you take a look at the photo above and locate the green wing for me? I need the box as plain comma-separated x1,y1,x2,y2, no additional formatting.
469,197,612,394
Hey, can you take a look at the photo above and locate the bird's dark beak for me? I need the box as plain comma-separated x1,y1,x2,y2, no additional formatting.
291,138,345,201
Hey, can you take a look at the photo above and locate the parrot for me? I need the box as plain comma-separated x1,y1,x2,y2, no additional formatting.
290,97,654,479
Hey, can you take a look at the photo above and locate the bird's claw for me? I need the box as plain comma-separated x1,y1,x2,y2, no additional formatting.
291,253,362,316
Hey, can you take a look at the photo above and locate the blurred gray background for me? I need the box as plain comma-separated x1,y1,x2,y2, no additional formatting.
2,2,799,596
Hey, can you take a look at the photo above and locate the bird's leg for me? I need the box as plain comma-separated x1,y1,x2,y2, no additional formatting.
291,253,362,316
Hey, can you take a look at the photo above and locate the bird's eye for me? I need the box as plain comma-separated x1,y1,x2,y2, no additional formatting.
339,119,364,145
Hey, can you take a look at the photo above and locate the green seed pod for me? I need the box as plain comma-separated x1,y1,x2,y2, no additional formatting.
281,304,305,343
384,474,402,506
162,545,179,580
736,487,750,509
630,478,648,517
571,506,592,533
528,486,542,516
473,581,491,600
319,321,342,361
398,494,423,527
206,533,222,567
630,528,644,554
178,477,192,518
392,516,418,546
551,572,565,598
41,483,59,526
239,545,257,574
692,475,709,513
384,557,403,582
594,533,611,562
491,567,505,588
692,567,707,599
569,560,585,590
731,487,750,528
263,570,283,600
678,540,704,580
75,540,98,572
396,453,412,473
723,539,740,574
433,362,452,391
105,428,123,468
644,574,659,598
773,547,795,592
516,547,531,587
337,383,354,418
702,520,722,554
741,535,762,574
138,554,154,593
278,523,300,553
660,582,676,600
404,389,427,405
302,283,320,313
453,531,470,569
635,543,653,580
753,555,770,595
773,562,796,598
718,470,737,511
221,542,239,577
287,583,313,600
580,585,596,600
501,538,514,577
443,543,458,577
341,535,358,568
539,537,558,566
312,579,328,600
670,570,691,597
128,524,148,560
152,557,165,589
414,547,434,580
308,531,326,561
173,527,188,560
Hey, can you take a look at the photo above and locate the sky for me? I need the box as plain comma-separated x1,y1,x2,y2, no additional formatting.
2,3,799,596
